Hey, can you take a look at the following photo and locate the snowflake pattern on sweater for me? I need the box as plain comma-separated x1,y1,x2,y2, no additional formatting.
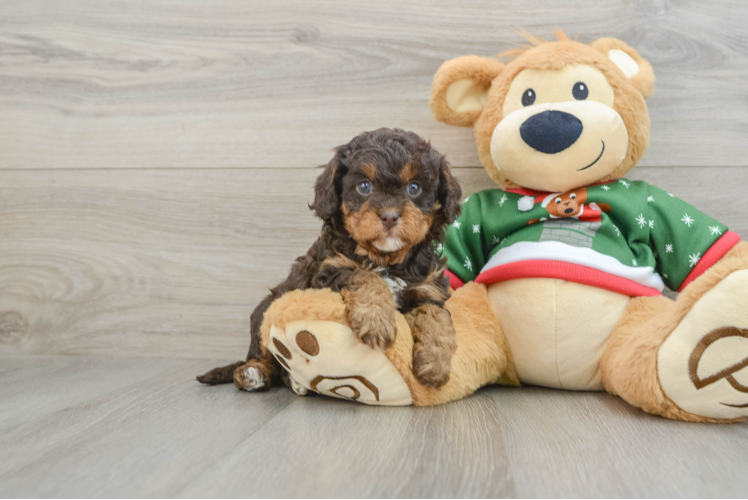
440,179,733,295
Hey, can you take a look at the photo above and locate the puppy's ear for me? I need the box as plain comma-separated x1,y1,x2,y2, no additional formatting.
590,38,655,99
435,155,462,226
311,148,347,221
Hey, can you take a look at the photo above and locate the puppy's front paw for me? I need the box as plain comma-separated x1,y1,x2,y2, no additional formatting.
348,303,397,351
413,342,453,389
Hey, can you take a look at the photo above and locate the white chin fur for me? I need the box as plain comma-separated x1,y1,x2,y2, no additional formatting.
373,237,404,253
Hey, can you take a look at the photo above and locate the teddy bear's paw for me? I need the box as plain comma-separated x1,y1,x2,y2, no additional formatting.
658,270,748,420
267,320,413,406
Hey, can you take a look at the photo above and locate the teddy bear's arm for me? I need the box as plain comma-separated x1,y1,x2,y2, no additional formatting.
441,193,488,285
646,185,739,291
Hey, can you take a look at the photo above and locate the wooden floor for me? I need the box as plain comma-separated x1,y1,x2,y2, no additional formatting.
2,1,748,498
1,355,746,498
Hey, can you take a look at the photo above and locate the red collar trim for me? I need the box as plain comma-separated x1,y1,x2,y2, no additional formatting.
505,180,616,197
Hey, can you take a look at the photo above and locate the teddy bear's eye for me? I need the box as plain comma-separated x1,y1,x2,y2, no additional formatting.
572,82,588,100
555,198,562,204
570,193,577,199
522,89,536,106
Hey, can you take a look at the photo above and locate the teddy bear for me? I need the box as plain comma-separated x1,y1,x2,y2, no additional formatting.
261,31,748,422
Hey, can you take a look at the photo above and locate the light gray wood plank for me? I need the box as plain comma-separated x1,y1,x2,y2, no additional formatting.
486,388,748,498
0,356,295,498
0,355,746,498
0,168,322,359
0,167,745,359
0,0,747,169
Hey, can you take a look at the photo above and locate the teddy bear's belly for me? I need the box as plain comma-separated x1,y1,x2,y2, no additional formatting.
486,278,631,390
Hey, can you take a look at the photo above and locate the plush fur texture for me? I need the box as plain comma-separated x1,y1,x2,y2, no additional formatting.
391,282,520,406
601,242,748,423
424,31,747,421
203,33,747,422
429,56,504,128
261,282,520,406
197,128,462,390
430,32,654,190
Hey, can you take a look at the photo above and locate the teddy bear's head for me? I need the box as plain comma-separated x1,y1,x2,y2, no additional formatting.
430,31,655,193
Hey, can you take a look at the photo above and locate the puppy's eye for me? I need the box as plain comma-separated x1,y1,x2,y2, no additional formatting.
555,198,562,204
357,181,372,195
570,193,577,199
572,82,588,100
407,182,422,197
522,88,536,106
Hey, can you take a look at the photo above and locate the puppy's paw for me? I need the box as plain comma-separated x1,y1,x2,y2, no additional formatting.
281,369,309,396
348,303,397,350
340,271,398,351
412,342,453,389
233,362,271,392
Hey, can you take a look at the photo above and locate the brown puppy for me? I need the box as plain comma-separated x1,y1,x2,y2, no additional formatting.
197,128,462,392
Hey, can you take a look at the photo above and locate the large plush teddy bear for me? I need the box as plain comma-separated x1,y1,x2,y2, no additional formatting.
262,31,748,422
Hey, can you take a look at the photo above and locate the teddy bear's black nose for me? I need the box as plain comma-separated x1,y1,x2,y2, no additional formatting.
520,110,583,154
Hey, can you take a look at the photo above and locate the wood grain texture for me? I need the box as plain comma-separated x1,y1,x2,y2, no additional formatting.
0,167,745,359
2,3,748,497
0,355,746,498
1,0,747,169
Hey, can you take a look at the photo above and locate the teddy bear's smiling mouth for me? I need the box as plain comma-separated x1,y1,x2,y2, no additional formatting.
577,140,605,172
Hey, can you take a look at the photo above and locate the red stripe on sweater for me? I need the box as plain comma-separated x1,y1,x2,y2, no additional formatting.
678,231,741,292
473,260,662,297
445,270,465,290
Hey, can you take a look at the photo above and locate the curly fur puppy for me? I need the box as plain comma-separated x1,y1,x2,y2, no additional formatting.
197,128,462,392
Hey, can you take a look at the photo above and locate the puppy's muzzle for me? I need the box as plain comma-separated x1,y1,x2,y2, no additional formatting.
380,210,400,230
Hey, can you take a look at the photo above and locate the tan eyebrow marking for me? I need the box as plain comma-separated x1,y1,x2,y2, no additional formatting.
361,163,377,180
400,163,418,182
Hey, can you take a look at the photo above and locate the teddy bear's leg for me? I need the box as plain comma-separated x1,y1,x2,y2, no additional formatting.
261,288,414,405
261,283,518,406
602,242,748,422
393,282,519,406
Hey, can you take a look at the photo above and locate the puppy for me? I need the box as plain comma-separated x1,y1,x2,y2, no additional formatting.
197,128,462,392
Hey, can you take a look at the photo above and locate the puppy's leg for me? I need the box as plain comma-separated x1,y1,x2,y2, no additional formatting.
408,303,457,389
235,291,288,391
341,270,398,350
196,361,245,385
280,370,309,396
233,352,282,392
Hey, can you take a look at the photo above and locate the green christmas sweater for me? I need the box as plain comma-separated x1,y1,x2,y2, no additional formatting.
440,179,739,296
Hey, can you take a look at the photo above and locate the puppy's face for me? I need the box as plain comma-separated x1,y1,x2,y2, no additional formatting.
312,129,461,260
341,160,436,255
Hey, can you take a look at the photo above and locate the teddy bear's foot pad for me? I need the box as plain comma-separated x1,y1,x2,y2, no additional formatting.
267,320,413,405
658,270,748,419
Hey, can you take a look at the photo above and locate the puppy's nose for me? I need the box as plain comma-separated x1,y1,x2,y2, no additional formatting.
380,210,400,230
520,110,583,154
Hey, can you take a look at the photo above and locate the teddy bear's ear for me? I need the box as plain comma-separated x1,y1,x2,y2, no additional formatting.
589,38,655,99
430,56,504,127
